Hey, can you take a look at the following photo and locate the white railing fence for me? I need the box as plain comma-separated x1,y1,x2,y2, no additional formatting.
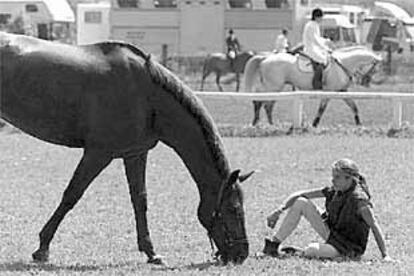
194,91,414,129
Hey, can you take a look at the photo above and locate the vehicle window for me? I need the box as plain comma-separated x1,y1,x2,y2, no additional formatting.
84,11,102,24
228,0,252,8
154,0,177,8
265,0,289,8
323,27,340,41
117,0,139,8
0,13,11,25
25,4,38,13
342,28,356,42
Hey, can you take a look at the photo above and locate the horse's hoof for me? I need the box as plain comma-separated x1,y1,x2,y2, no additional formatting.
147,255,164,265
32,249,49,263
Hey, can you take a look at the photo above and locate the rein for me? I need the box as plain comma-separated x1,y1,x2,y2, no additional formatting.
206,178,247,261
207,178,227,259
332,55,379,87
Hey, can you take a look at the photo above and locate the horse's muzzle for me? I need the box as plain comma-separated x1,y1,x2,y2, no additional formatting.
229,241,249,264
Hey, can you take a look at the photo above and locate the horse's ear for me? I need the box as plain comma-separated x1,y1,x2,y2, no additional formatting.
239,170,255,183
228,170,241,185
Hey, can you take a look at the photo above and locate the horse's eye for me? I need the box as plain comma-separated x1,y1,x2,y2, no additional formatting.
226,204,238,213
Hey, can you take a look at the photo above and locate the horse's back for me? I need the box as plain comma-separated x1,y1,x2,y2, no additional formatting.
245,53,312,91
260,53,296,76
0,33,151,149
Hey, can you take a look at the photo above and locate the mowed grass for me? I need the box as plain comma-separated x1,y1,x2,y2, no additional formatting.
197,83,414,129
0,74,413,275
0,131,413,275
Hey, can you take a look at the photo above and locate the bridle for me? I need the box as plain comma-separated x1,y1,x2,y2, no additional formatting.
331,55,380,87
207,179,247,261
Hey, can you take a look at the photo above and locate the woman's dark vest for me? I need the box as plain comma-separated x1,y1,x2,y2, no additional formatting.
322,186,372,257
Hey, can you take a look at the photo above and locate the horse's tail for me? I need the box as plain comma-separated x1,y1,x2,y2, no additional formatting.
242,55,266,92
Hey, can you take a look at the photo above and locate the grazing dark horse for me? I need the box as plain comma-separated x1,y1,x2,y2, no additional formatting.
0,32,253,264
200,51,254,92
243,46,382,127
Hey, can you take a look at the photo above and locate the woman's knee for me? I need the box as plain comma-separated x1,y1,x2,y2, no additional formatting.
304,243,319,257
304,243,340,259
291,196,311,210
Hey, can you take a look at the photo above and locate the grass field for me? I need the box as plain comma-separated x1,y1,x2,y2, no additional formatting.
0,128,413,275
0,69,414,275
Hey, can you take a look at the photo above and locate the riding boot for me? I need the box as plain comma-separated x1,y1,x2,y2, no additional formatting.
262,238,280,257
312,62,324,90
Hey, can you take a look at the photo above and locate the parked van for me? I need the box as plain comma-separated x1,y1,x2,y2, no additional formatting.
366,1,414,55
0,0,74,43
320,14,358,47
301,13,358,48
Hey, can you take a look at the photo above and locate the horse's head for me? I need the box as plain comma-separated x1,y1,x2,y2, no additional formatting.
199,169,254,264
357,51,383,87
334,47,383,88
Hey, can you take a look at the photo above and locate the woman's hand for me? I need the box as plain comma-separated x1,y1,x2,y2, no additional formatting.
267,209,283,229
382,255,396,263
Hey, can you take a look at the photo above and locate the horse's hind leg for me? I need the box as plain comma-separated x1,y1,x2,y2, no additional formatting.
235,73,240,92
252,101,262,126
123,152,162,265
264,101,276,125
312,98,330,128
200,69,210,91
343,98,361,125
32,149,112,262
216,73,223,92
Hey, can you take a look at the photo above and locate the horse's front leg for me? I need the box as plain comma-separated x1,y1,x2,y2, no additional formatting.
32,149,112,262
123,152,163,265
312,98,330,128
264,101,276,125
343,98,361,125
235,73,240,92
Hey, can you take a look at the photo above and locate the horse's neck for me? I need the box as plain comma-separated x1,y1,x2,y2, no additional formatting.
325,57,353,90
152,84,230,202
336,51,370,70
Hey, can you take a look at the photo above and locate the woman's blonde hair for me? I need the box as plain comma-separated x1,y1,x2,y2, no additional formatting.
332,158,371,199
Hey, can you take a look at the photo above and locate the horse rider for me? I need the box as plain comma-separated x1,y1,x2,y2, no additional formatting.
274,28,290,53
226,29,241,70
303,8,333,90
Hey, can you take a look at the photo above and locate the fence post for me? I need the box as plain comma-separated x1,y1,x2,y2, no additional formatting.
392,98,402,129
292,98,303,128
161,44,168,66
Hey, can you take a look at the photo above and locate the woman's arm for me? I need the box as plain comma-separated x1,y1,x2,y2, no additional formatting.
278,188,325,211
360,206,391,260
310,23,331,51
267,188,325,228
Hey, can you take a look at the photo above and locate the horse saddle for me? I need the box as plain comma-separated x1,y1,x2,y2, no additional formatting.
296,54,314,73
296,54,330,74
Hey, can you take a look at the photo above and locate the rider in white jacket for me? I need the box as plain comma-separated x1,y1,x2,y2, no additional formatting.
303,8,332,89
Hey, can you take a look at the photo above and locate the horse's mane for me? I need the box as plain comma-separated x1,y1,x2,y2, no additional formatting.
333,45,377,60
334,45,369,52
99,41,230,180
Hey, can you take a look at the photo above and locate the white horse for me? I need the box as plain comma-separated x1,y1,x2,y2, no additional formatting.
243,46,383,127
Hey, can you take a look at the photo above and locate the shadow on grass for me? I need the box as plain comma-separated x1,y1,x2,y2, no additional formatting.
0,260,144,273
152,260,219,272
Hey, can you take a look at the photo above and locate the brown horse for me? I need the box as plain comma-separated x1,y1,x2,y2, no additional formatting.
200,51,254,92
0,32,253,264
